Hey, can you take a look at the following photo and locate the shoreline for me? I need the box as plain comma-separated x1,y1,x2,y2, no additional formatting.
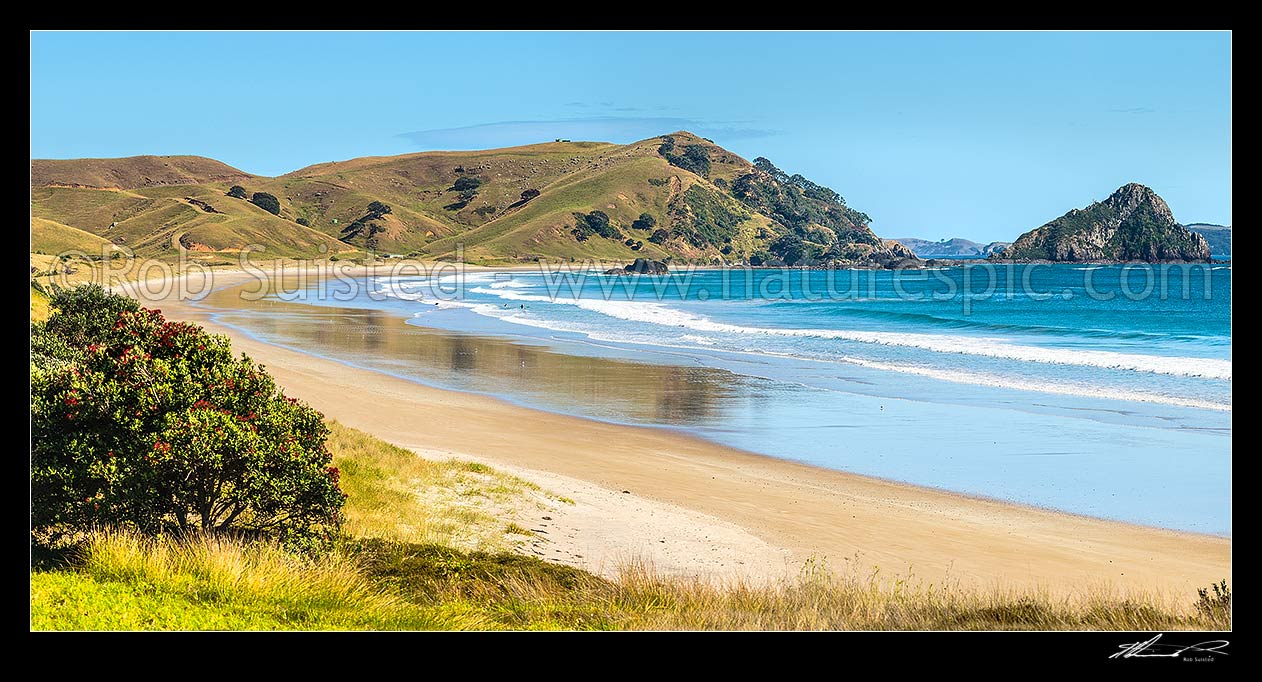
194,297,1233,539
120,267,1232,596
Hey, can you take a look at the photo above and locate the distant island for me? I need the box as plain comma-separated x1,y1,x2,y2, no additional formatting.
892,237,1011,259
993,183,1212,263
1184,223,1231,257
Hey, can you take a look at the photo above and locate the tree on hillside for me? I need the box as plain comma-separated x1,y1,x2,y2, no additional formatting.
226,185,248,199
584,210,610,233
31,286,345,547
296,217,310,226
451,177,483,192
367,201,392,218
659,139,712,178
680,145,712,178
250,192,281,216
520,189,541,202
632,213,657,231
649,228,670,245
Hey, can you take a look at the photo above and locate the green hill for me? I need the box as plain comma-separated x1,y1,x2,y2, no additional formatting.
32,133,916,267
31,217,117,255
31,185,354,259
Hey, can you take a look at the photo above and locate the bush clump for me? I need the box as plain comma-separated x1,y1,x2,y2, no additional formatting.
250,192,281,216
31,286,346,549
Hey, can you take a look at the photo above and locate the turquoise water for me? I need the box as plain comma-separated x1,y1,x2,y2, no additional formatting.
227,264,1232,534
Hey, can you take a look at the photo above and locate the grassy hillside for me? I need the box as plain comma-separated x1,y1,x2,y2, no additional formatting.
32,155,252,189
31,184,354,259
32,133,913,266
31,217,117,255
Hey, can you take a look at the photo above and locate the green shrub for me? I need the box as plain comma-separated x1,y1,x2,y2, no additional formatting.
296,217,310,227
658,136,711,178
631,213,656,231
571,210,618,241
250,192,281,216
451,177,483,192
31,286,346,547
226,185,248,199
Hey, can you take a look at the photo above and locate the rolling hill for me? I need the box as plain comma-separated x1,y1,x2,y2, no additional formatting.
31,183,353,259
893,237,1011,258
31,133,917,267
31,155,253,190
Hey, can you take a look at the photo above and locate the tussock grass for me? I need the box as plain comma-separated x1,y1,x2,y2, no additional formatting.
31,531,489,630
603,561,1225,631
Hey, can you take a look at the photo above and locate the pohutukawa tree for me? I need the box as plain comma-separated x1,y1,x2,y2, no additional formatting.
31,286,345,547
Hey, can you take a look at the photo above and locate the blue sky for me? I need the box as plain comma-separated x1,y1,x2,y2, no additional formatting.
30,31,1231,242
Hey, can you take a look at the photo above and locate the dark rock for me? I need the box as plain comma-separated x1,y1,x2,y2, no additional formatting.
604,258,669,275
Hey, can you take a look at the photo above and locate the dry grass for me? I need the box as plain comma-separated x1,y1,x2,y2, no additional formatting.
328,421,546,552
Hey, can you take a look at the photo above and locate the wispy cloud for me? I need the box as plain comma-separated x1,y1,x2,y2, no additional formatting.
1108,106,1157,115
399,117,779,149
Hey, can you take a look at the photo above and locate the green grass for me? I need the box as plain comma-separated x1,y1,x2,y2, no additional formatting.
31,532,480,630
31,422,1230,631
30,283,52,323
30,217,117,256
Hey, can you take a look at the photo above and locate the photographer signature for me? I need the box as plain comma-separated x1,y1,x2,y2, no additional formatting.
1110,634,1229,659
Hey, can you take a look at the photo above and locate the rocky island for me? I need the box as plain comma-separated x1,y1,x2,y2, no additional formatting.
992,183,1211,263
605,258,669,275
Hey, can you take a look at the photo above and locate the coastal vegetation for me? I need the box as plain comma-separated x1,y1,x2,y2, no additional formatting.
29,286,1230,631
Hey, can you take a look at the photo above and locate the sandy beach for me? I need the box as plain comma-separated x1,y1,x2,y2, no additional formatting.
127,266,1230,597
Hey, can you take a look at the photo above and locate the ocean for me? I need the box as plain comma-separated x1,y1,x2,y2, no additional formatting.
204,263,1231,535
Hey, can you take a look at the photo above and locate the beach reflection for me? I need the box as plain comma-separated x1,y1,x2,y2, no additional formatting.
202,284,738,426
